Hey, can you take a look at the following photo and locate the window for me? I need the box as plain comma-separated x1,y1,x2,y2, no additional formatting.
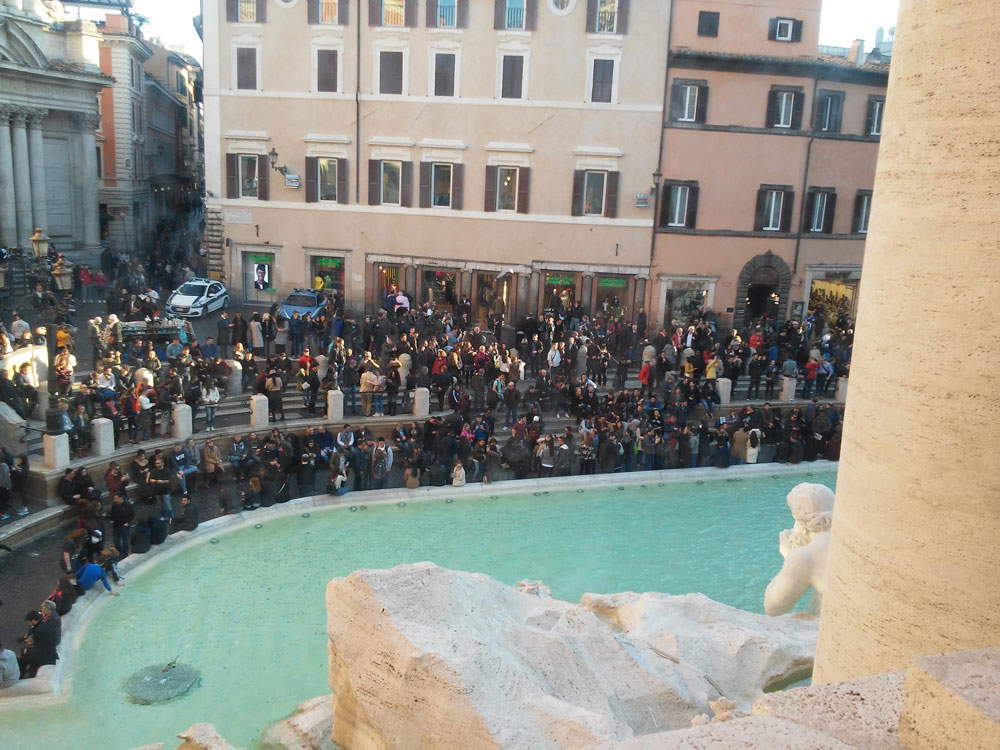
505,0,526,30
496,166,518,210
238,0,257,22
769,17,801,42
767,88,802,129
582,171,606,215
590,58,614,103
317,50,338,92
432,163,453,207
501,55,524,99
239,154,259,198
319,158,338,201
176,71,185,92
228,0,266,23
381,160,402,204
814,90,844,133
670,81,707,123
434,53,456,96
379,50,404,94
804,189,836,233
679,85,698,121
660,181,699,228
96,146,103,179
382,0,405,25
236,47,257,90
319,0,339,23
435,0,458,27
594,0,618,33
755,186,793,232
853,190,872,233
866,96,885,136
697,10,719,37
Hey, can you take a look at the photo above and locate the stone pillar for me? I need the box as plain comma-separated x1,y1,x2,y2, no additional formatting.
0,106,18,248
835,377,848,402
72,113,102,250
580,274,593,312
27,109,48,229
814,0,1000,683
249,394,269,428
91,417,115,456
43,432,70,471
780,376,797,402
225,359,243,395
171,403,192,440
326,388,343,422
716,377,732,405
413,387,429,418
0,403,26,458
10,109,33,245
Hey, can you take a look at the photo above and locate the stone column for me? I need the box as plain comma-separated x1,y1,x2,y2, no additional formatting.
43,433,70,471
171,403,193,440
225,359,243,395
73,113,102,250
716,377,732,405
814,0,1000,683
413,387,429,418
326,389,344,422
10,109,33,245
779,376,797,402
91,417,115,457
27,109,48,229
249,394,269,428
0,106,17,248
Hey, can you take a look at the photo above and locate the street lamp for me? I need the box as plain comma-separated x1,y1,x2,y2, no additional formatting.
29,227,50,260
267,146,288,177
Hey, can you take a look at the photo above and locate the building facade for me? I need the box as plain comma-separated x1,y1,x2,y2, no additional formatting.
651,0,889,331
0,0,109,259
203,0,668,320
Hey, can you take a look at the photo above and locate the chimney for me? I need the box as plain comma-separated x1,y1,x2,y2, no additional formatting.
849,39,865,65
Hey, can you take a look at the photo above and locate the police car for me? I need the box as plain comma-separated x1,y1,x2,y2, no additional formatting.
165,278,230,318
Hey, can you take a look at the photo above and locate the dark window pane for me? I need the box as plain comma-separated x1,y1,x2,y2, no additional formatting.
697,10,719,36
591,59,614,102
434,53,455,96
432,163,452,207
317,49,338,92
501,55,523,99
236,47,256,90
379,50,403,94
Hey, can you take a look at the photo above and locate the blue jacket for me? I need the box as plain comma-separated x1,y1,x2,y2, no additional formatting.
76,563,112,592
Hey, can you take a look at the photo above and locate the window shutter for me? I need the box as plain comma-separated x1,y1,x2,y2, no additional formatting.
339,0,349,24
517,167,531,214
227,0,238,23
484,165,498,211
604,171,619,218
305,157,318,202
801,191,816,232
369,0,380,25
317,50,338,92
768,18,778,40
525,0,537,30
427,0,438,27
865,99,875,135
765,90,778,127
451,164,464,209
368,159,381,205
405,0,418,27
457,0,469,27
337,158,349,204
685,185,699,228
419,162,432,208
493,0,504,29
779,190,793,232
256,0,267,23
791,19,803,42
669,84,684,121
831,95,843,132
617,0,629,34
401,161,413,207
754,188,767,230
571,170,585,216
226,154,239,198
695,85,709,123
257,155,269,200
308,0,318,23
790,92,804,130
823,193,836,233
236,48,257,90
586,0,597,33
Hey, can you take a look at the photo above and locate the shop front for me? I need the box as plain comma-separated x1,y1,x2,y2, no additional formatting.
310,256,346,297
659,274,718,329
242,250,277,305
420,267,460,310
541,272,580,315
805,266,862,323
591,275,632,319
472,270,515,323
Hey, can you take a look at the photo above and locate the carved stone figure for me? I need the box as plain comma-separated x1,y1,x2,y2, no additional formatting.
764,483,835,616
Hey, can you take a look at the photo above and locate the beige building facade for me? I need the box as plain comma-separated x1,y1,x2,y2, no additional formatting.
203,0,667,319
652,0,888,331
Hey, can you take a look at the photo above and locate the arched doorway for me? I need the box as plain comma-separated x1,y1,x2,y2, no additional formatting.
734,252,792,330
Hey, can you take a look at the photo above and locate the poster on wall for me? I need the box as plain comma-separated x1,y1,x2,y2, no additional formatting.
252,262,273,290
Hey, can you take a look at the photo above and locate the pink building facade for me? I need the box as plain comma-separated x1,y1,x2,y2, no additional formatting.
652,0,888,332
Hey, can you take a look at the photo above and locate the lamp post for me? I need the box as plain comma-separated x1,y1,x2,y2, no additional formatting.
29,228,67,435
267,146,289,177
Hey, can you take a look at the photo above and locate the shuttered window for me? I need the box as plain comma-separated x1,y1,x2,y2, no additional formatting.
379,50,404,94
235,48,257,90
434,53,456,97
755,186,793,232
866,96,885,135
381,161,402,205
767,88,804,129
309,0,349,24
697,10,719,37
660,181,699,229
853,190,872,233
669,81,708,124
803,189,837,233
317,50,338,93
319,158,338,202
591,59,614,103
239,154,258,198
768,17,802,42
306,157,349,204
813,90,844,133
501,55,524,99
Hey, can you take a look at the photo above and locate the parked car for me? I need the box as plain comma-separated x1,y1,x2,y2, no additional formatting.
278,288,326,319
166,279,230,318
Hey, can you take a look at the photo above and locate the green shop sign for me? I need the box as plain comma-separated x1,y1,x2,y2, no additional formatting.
314,257,344,268
598,278,628,288
546,275,575,286
246,252,275,264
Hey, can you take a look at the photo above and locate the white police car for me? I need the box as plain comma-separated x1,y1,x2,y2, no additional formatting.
166,278,230,318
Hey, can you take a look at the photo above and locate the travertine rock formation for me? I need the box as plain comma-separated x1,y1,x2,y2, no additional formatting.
581,591,817,710
259,695,335,750
175,724,237,750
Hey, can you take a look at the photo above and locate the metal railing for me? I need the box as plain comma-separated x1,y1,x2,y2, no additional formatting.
436,4,456,27
319,0,338,23
382,3,405,26
505,7,525,29
595,8,617,33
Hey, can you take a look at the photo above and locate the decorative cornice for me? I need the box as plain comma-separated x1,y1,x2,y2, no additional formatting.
70,112,101,131
669,49,890,87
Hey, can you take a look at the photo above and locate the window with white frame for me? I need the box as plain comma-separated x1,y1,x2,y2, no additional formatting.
505,0,526,30
582,170,606,215
319,158,338,201
854,190,872,233
432,163,453,207
317,49,338,92
500,54,524,98
774,18,794,40
436,0,457,27
238,0,257,22
590,58,614,103
496,166,519,211
808,191,829,232
665,184,690,226
815,90,843,133
381,160,402,204
318,0,339,23
239,154,259,198
594,0,618,33
678,84,698,122
434,53,456,96
379,50,404,94
761,189,784,231
382,0,405,26
774,90,795,128
867,97,884,135
235,47,258,90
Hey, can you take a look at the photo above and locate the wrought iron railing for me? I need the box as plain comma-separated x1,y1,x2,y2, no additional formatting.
506,7,525,29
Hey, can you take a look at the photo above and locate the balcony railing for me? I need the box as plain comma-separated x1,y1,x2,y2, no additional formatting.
383,4,405,26
506,7,525,30
595,8,617,33
319,0,338,23
437,4,456,27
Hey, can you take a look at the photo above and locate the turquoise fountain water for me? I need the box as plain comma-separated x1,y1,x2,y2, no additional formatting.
1,468,835,749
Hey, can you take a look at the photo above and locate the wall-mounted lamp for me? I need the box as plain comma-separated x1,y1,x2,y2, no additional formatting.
268,146,288,177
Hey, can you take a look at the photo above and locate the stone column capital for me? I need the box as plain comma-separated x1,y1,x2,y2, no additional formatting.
71,112,101,132
26,108,49,127
9,108,30,127
0,103,17,121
